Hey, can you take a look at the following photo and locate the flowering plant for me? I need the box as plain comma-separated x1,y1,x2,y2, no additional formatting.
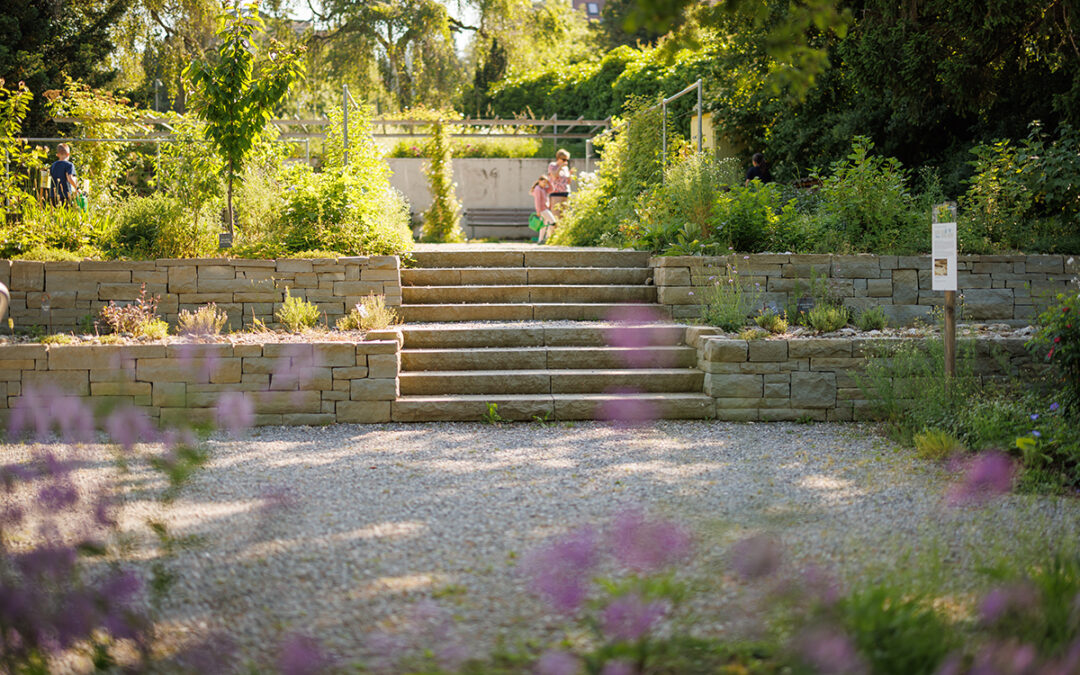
1028,286,1080,412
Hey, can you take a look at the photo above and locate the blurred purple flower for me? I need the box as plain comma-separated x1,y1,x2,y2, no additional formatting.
603,305,674,368
37,480,78,512
801,564,840,606
8,386,55,441
970,640,1039,674
177,343,221,384
522,526,599,614
174,633,239,675
597,388,657,428
795,627,866,674
277,633,334,675
410,600,470,670
259,485,299,516
364,630,407,673
609,507,692,574
535,649,580,675
978,584,1038,625
1050,402,1060,412
600,660,635,675
106,405,158,452
1030,413,1039,421
15,543,76,580
947,452,1015,506
215,391,255,436
93,495,117,527
1031,430,1041,438
600,593,668,642
730,534,783,580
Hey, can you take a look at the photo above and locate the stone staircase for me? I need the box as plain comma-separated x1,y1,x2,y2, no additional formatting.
392,247,715,422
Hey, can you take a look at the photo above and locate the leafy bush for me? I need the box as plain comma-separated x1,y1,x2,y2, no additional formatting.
336,294,399,331
981,552,1080,657
389,134,541,158
807,304,849,333
0,202,115,259
837,586,957,675
700,261,763,332
98,284,164,336
855,306,888,331
1027,288,1080,413
177,303,229,337
276,287,321,332
110,193,218,259
754,308,788,334
420,119,466,243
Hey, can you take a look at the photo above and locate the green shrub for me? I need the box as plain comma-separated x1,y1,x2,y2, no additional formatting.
982,552,1080,657
276,287,321,332
336,294,399,331
913,428,964,460
807,304,849,333
111,193,219,259
814,137,923,254
754,308,788,334
177,303,229,337
11,245,104,261
700,261,763,332
0,202,115,259
1027,288,1080,413
389,134,541,158
855,306,888,331
838,586,957,675
420,119,465,243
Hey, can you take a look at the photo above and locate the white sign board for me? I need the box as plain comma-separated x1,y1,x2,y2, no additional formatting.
931,222,957,291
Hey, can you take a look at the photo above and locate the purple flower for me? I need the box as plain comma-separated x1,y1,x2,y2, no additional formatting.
1031,413,1039,421
795,627,866,674
106,405,158,451
603,305,673,368
277,633,334,675
1050,402,1060,412
535,649,580,675
730,534,783,580
173,633,238,675
1032,430,1041,438
600,660,635,675
800,564,840,606
48,395,96,445
38,480,79,512
177,343,221,383
215,392,255,436
947,451,1014,506
600,593,668,642
522,526,599,614
978,584,1037,624
597,388,657,428
609,507,692,574
16,543,77,580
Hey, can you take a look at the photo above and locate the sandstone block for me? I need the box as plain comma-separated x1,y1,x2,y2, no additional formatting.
311,343,357,367
337,400,392,423
276,260,313,273
891,270,919,305
358,340,398,355
703,339,747,362
748,340,787,362
790,372,836,408
360,269,400,282
283,413,335,426
249,390,321,414
23,370,89,396
654,267,691,286
332,366,369,379
11,261,44,291
963,289,1014,320
368,256,398,270
168,266,198,294
704,373,761,398
334,281,383,296
788,339,851,358
1026,255,1064,274
367,353,399,379
350,378,398,400
714,407,759,421
867,279,892,297
761,408,826,422
91,381,151,398
196,265,236,280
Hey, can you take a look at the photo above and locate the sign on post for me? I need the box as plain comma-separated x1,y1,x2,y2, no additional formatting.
932,203,958,376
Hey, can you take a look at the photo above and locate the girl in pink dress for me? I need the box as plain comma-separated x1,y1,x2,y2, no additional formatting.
531,175,557,244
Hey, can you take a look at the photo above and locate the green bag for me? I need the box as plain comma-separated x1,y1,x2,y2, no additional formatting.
528,213,544,231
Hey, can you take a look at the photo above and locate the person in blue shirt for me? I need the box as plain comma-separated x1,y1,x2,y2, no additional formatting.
49,144,78,205
744,152,772,186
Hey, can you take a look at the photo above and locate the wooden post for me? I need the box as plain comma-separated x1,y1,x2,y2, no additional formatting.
944,290,956,377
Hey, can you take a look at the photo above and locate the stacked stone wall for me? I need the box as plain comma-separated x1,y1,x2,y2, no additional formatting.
0,334,401,427
0,256,403,334
653,254,1078,325
689,328,1038,422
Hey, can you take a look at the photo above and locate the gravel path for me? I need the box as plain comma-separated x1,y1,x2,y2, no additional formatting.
6,421,1078,671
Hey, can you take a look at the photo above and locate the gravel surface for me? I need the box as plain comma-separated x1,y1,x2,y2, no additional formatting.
5,421,1077,671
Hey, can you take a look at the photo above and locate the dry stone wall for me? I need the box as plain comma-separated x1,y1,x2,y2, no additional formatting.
0,333,402,428
0,256,403,334
689,327,1038,422
653,254,1079,325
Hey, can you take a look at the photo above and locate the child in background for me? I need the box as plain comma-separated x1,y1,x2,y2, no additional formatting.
531,175,557,244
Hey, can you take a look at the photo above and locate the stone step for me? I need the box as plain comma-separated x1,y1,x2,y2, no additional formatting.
402,267,652,286
401,324,687,349
409,249,651,269
399,369,704,395
399,303,669,323
401,346,698,371
402,285,657,305
391,393,715,422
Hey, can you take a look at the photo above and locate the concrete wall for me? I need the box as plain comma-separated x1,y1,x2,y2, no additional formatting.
0,334,401,427
687,328,1038,422
0,256,402,334
387,158,553,213
653,254,1079,325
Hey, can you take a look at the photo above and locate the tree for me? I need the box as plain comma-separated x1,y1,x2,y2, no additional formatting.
0,0,130,135
184,5,304,243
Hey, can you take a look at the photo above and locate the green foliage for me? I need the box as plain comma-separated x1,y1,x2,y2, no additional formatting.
699,260,763,332
184,5,304,238
813,137,923,254
177,303,228,337
855,306,888,331
1028,288,1080,413
754,308,788,334
837,586,957,675
152,114,225,236
982,552,1080,657
276,288,322,332
336,294,399,331
0,81,45,210
482,402,508,425
389,134,541,158
913,428,964,461
420,119,466,242
1,201,114,259
806,304,848,333
110,193,218,259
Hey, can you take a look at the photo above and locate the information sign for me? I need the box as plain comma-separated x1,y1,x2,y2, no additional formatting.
931,221,957,292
